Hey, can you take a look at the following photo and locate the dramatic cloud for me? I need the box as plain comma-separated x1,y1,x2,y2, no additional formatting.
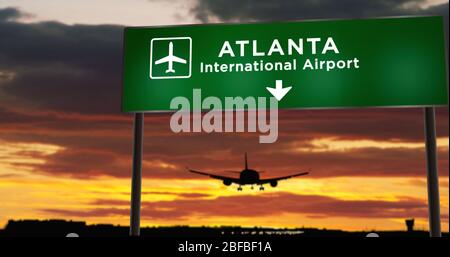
192,0,449,50
0,7,25,22
0,107,448,179
0,9,123,114
193,0,448,23
42,192,437,221
0,3,448,230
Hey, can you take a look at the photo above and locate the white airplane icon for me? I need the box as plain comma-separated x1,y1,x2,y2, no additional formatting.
154,42,187,73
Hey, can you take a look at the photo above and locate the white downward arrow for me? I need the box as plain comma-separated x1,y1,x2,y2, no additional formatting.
266,80,292,101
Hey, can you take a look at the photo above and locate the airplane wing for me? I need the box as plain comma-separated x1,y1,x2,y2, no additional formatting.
155,56,171,65
171,56,187,64
259,172,309,184
187,168,240,183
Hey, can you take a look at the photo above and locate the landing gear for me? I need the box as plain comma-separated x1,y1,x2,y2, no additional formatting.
259,186,264,191
251,185,254,190
237,186,243,191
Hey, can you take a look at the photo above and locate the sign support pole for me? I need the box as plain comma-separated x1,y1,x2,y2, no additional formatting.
130,112,144,236
423,107,441,237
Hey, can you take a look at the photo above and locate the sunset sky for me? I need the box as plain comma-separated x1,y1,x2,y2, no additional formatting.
0,0,448,232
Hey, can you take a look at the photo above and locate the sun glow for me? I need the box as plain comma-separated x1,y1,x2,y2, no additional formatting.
293,137,449,153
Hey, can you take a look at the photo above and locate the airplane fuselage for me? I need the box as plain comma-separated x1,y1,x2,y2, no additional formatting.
239,169,260,185
154,42,187,73
166,42,175,72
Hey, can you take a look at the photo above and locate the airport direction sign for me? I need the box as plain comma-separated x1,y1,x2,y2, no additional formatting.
122,16,448,112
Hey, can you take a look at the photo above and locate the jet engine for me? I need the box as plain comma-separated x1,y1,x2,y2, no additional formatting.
270,181,278,187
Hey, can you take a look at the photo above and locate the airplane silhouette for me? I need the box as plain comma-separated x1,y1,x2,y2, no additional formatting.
155,42,187,73
187,153,309,191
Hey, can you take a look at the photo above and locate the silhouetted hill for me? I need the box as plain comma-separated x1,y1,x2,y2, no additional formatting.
0,219,447,237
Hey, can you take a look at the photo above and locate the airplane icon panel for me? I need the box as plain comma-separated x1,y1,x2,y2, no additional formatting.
150,37,192,79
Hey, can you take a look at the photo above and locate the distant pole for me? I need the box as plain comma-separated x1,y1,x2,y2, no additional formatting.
130,113,144,236
423,107,441,237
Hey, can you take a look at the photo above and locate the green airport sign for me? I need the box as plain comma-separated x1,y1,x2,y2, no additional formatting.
122,16,448,112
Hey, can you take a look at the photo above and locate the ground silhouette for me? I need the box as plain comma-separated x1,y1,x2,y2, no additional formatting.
1,219,446,237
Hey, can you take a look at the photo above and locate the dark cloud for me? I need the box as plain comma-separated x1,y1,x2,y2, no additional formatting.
34,149,123,178
0,12,123,114
193,0,448,22
0,106,131,133
192,0,449,58
0,107,447,145
41,192,434,221
0,7,26,22
1,107,448,179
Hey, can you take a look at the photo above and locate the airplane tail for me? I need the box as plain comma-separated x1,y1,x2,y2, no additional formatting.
244,152,248,170
165,69,175,73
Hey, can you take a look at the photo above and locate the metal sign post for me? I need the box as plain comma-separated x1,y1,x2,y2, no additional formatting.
130,113,144,236
423,107,441,237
